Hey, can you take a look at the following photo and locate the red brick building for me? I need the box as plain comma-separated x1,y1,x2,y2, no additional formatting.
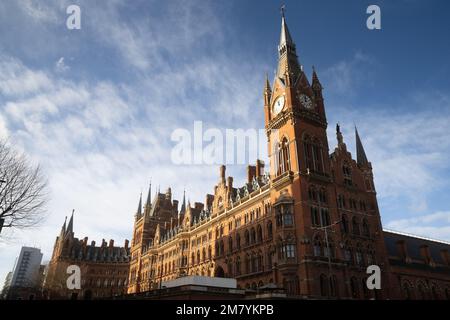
124,13,450,300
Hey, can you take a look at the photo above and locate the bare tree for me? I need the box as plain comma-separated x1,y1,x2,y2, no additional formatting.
0,139,48,233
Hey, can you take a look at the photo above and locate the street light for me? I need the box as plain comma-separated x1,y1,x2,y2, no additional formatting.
312,219,342,299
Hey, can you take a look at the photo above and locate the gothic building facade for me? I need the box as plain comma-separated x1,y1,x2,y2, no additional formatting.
44,212,130,299
126,13,399,299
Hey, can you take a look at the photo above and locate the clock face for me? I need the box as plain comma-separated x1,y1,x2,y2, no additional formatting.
299,94,313,109
272,95,285,115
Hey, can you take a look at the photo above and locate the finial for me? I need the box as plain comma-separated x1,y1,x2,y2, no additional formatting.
280,3,286,17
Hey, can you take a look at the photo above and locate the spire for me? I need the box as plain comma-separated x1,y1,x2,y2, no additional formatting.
60,216,67,237
276,7,302,81
66,210,74,235
279,6,294,49
136,193,142,218
145,180,152,208
264,73,271,93
312,66,322,91
355,126,369,166
180,189,186,215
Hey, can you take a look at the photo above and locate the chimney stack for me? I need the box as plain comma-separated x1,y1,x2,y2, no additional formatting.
247,165,256,183
256,160,265,177
109,239,114,248
124,239,129,250
227,176,233,190
220,165,226,183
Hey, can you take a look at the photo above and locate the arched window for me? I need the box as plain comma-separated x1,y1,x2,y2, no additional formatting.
202,248,206,261
208,246,212,259
362,219,370,237
236,233,241,249
245,254,250,274
267,221,273,238
220,240,224,255
304,136,324,173
277,137,291,175
257,225,263,243
311,206,320,226
320,274,328,297
191,252,195,265
352,217,360,236
197,250,200,264
245,230,250,246
251,228,256,244
228,236,233,253
341,214,349,234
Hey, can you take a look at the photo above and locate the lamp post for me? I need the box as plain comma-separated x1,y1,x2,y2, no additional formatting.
312,219,342,299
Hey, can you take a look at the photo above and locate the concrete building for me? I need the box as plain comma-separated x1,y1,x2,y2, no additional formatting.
7,246,43,299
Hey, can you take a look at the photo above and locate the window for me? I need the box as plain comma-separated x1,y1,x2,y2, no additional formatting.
251,228,256,244
236,233,241,249
245,230,250,246
337,194,345,209
343,164,352,186
313,237,322,257
304,136,325,173
311,207,320,226
341,214,349,234
267,221,273,238
352,217,360,235
362,219,370,237
228,237,233,252
235,257,241,275
320,208,330,226
257,225,263,243
284,244,296,258
277,137,291,175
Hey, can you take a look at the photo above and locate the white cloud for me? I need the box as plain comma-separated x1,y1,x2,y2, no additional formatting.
386,211,450,242
55,57,69,73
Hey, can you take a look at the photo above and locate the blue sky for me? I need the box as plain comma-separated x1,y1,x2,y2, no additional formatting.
1,0,450,283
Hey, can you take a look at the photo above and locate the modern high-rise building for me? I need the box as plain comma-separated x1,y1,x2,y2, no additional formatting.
6,246,43,299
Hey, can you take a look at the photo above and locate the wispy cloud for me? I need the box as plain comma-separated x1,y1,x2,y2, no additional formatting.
386,211,450,242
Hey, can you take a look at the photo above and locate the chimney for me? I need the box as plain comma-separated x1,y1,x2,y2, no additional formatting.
247,165,256,183
91,240,96,247
256,160,265,177
194,202,204,211
227,176,233,190
109,239,114,248
83,237,88,247
102,239,107,247
205,194,214,211
219,165,226,183
124,239,129,250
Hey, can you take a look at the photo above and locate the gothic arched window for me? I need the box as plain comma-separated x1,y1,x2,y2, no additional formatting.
277,137,291,175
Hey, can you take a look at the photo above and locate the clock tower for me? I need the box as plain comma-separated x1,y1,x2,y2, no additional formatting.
265,11,329,179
